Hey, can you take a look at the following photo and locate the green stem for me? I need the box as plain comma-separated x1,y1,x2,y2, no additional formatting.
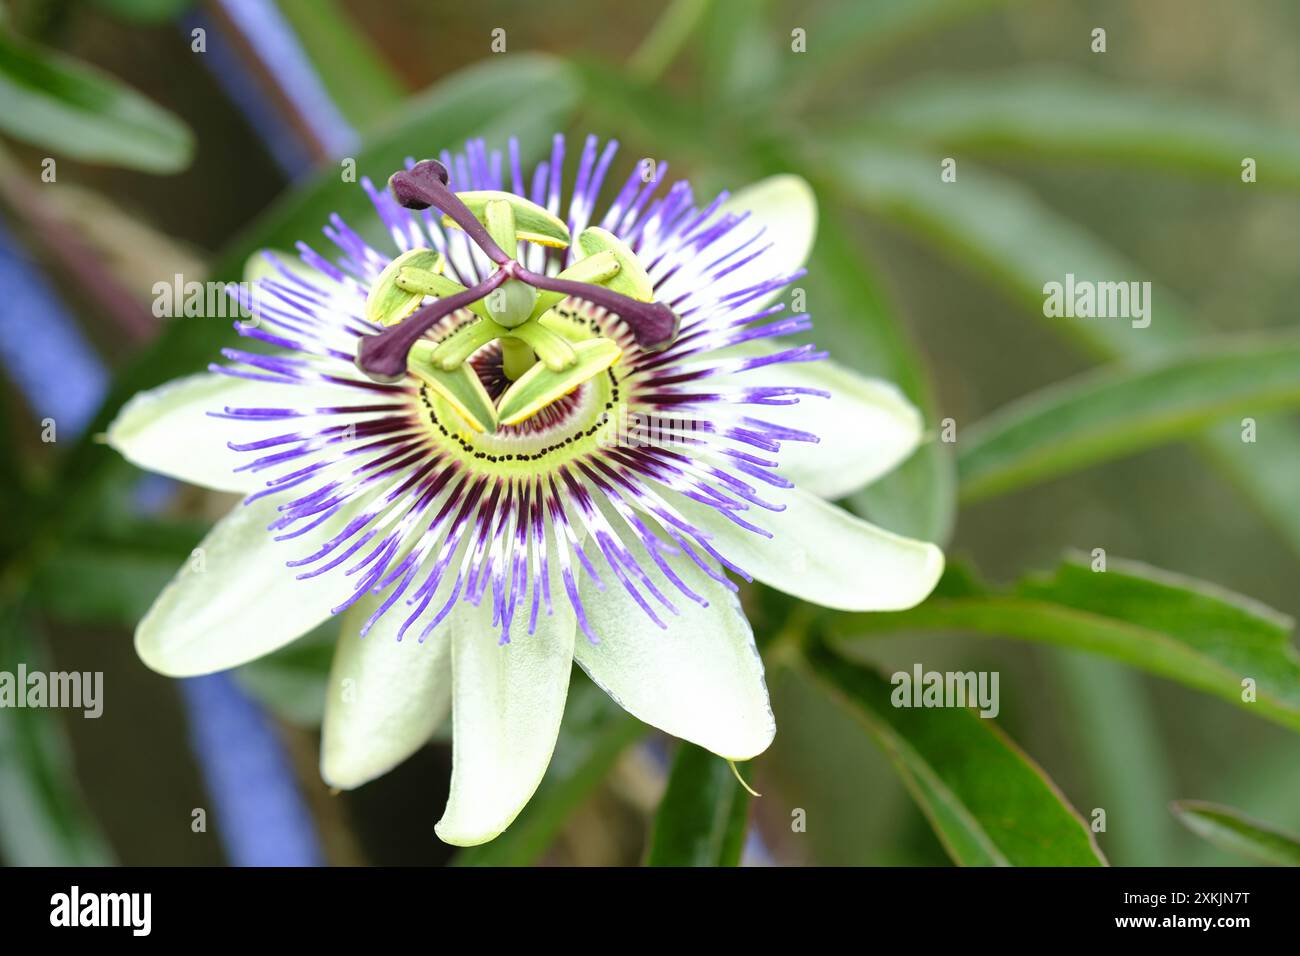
628,0,711,83
501,337,536,381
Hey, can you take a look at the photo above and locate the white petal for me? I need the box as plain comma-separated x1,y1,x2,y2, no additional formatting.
656,175,816,312
778,364,921,497
719,174,817,302
106,372,358,494
574,537,774,760
320,595,453,790
712,343,924,499
675,487,944,612
136,493,362,676
435,596,577,847
244,249,370,355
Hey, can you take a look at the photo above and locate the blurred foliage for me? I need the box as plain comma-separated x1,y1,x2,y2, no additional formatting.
836,555,1300,732
0,21,192,171
1,0,1299,867
1170,800,1300,866
803,636,1104,865
958,333,1300,502
645,742,751,866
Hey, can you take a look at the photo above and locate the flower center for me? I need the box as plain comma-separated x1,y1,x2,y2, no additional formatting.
355,159,680,434
415,335,623,478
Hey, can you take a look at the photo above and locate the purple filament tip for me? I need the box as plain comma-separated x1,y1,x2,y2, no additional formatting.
389,159,510,265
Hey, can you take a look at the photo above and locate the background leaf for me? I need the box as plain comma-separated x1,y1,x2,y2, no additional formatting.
958,334,1300,502
865,69,1300,188
628,0,711,84
644,742,751,866
0,613,113,865
811,135,1300,563
0,30,193,172
803,640,1105,866
779,0,1028,105
30,517,204,628
837,554,1300,732
1171,800,1300,866
87,0,192,23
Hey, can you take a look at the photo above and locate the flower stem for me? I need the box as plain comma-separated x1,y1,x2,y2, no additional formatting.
628,0,710,83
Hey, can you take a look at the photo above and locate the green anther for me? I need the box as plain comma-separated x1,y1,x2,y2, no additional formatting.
570,227,655,302
484,198,518,258
442,190,571,248
508,320,578,372
538,307,597,342
529,248,622,319
410,341,499,434
395,266,491,320
496,337,623,426
366,248,444,326
430,316,508,370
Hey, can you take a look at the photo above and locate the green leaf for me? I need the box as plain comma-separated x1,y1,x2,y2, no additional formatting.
276,0,404,130
811,137,1188,356
835,553,1300,733
1171,800,1300,866
811,136,1300,562
0,30,193,172
645,743,751,866
803,640,1105,866
807,209,954,543
453,675,644,866
1047,655,1178,866
31,518,204,628
0,614,113,865
865,69,1300,188
959,334,1300,502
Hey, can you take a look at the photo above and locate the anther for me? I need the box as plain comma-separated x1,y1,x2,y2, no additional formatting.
356,270,508,382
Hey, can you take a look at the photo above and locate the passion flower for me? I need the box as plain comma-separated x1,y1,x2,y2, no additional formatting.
109,133,943,846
